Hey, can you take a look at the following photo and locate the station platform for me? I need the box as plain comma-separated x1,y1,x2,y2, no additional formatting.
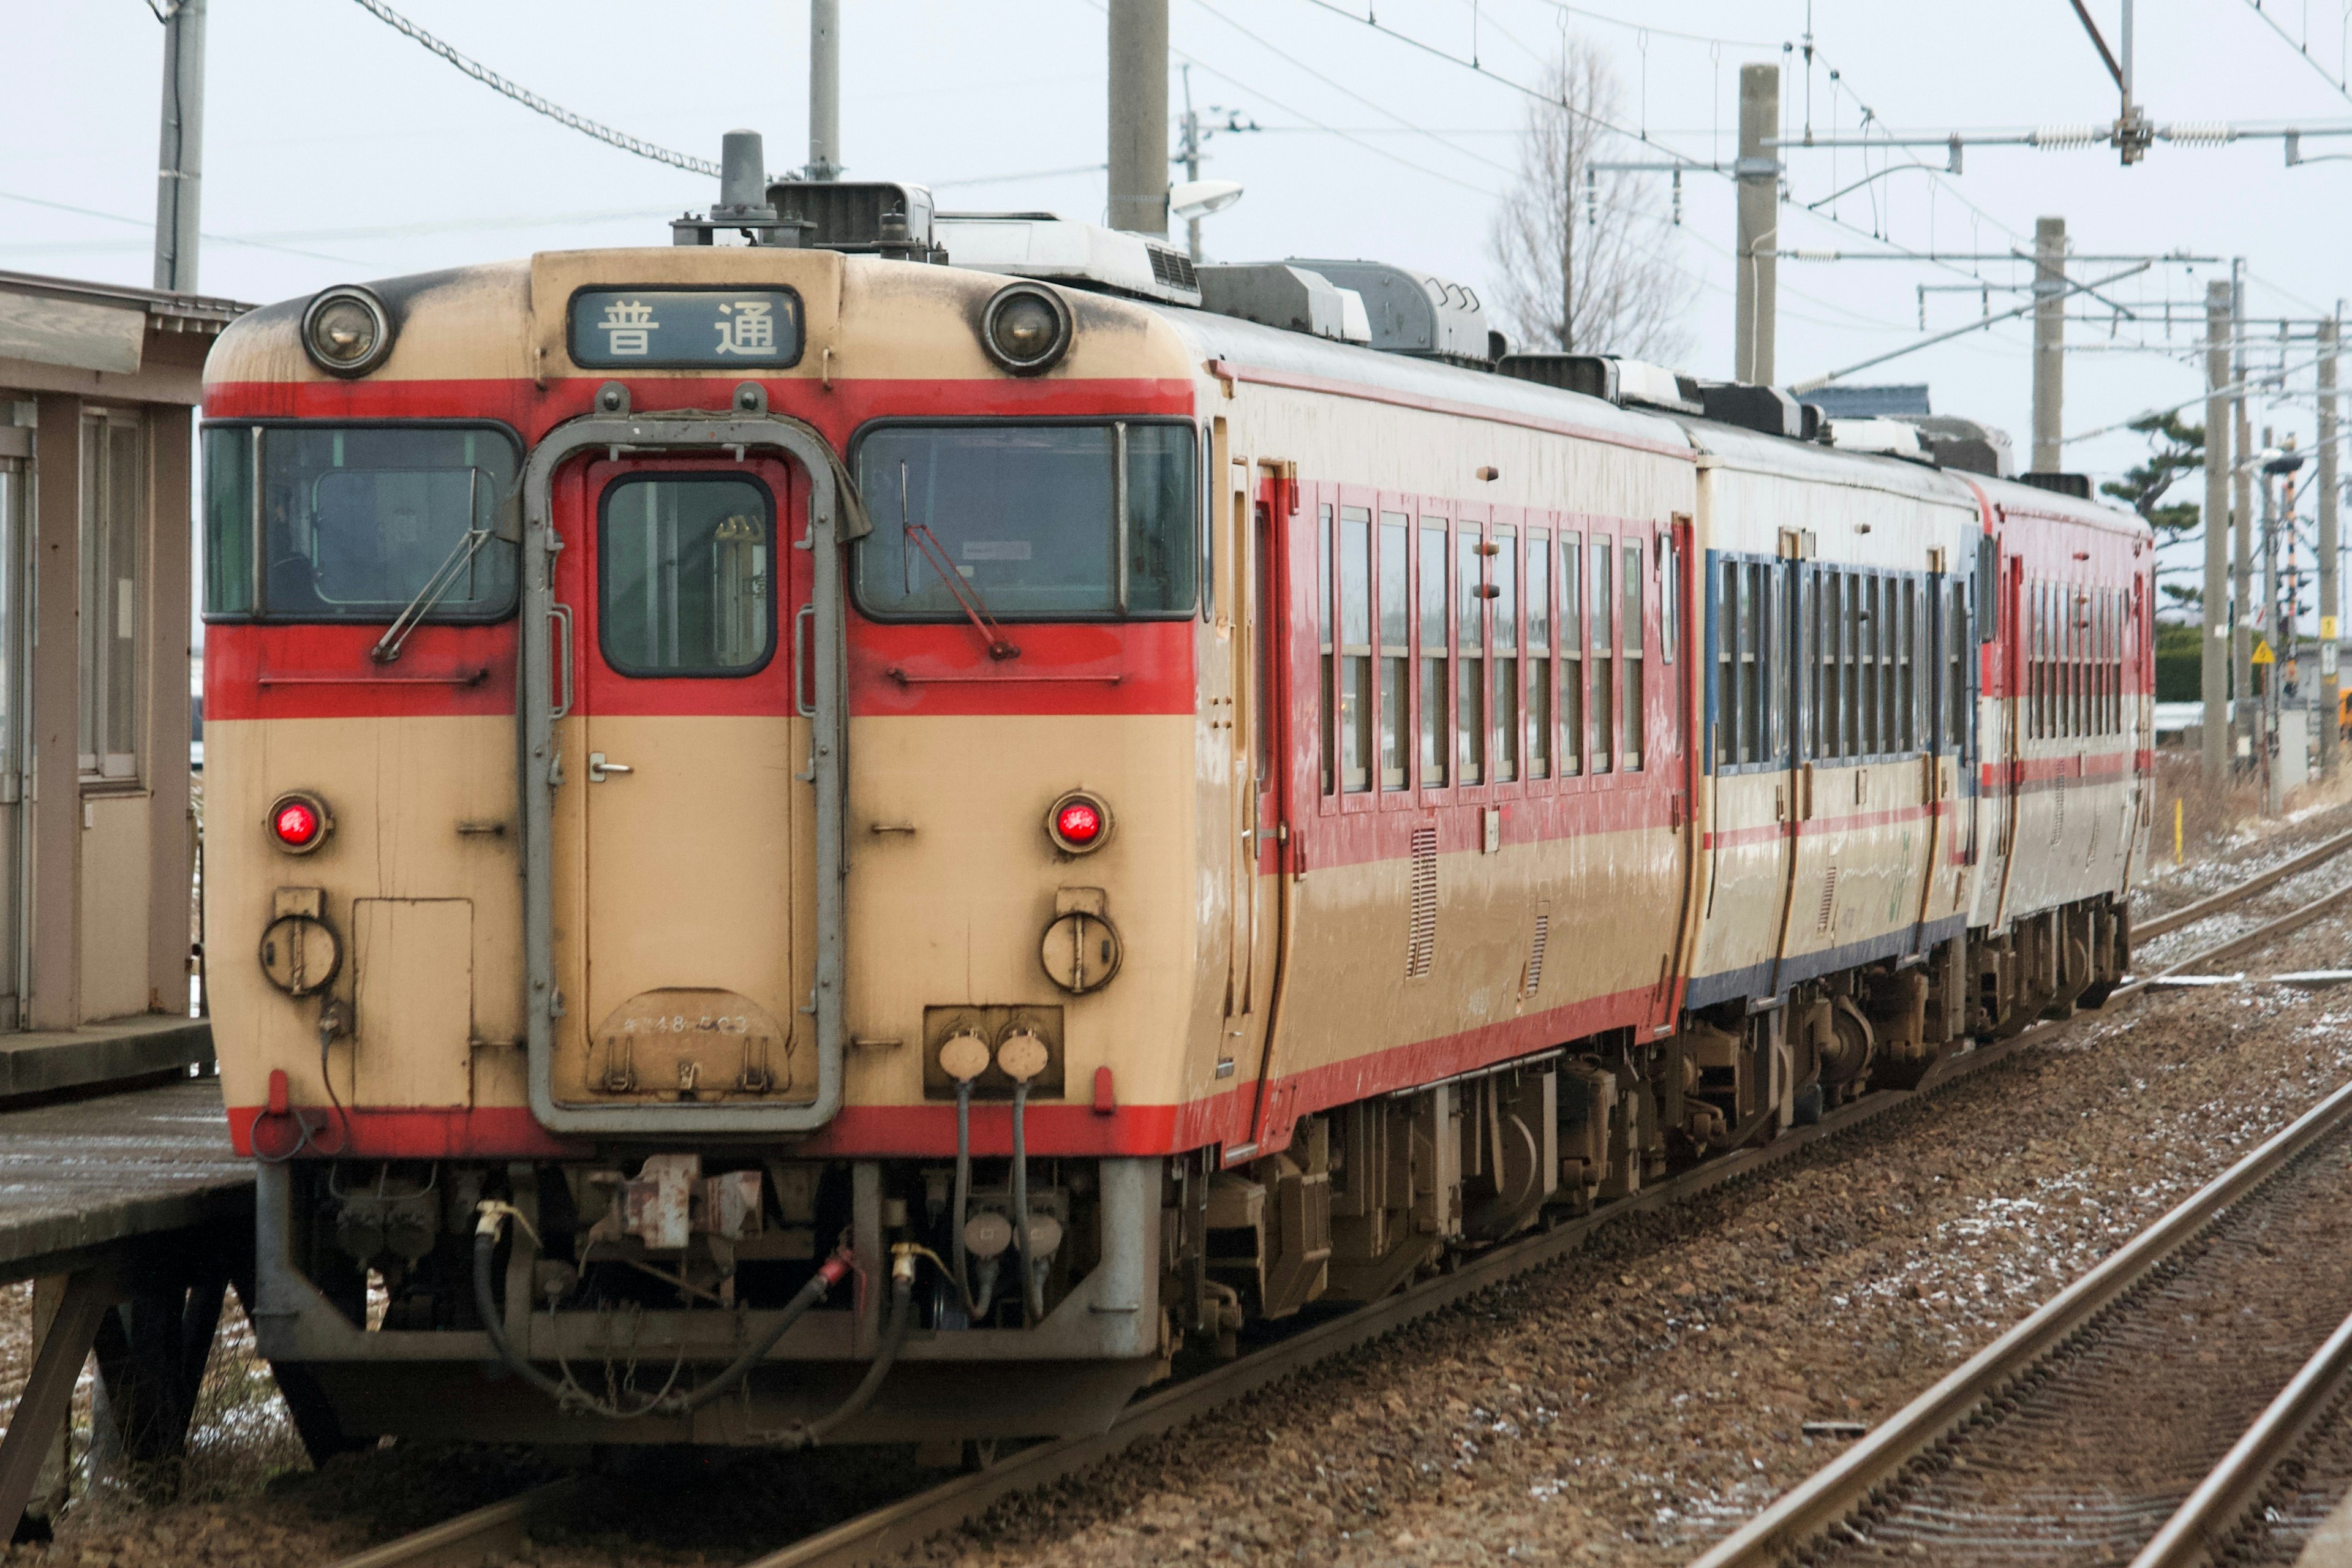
0,1014,214,1106
0,1074,249,1288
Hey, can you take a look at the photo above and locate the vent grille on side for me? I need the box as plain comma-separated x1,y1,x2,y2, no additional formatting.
1147,244,1198,292
1816,867,1839,933
1522,912,1550,997
1406,827,1438,979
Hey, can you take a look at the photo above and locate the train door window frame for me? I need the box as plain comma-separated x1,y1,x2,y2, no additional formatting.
1621,535,1644,772
1528,524,1551,782
1418,510,1450,793
1338,502,1373,794
1493,519,1520,785
1800,563,1820,763
1318,499,1335,798
1898,576,1918,754
1589,534,1613,775
1456,510,1488,789
1715,556,1737,770
1559,530,1583,778
1947,576,1969,761
1378,507,1411,793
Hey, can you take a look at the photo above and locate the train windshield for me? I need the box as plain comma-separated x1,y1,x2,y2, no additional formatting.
201,423,520,620
852,421,1196,621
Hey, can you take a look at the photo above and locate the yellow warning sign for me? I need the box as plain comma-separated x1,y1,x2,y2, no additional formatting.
2325,616,2340,641
2253,639,2277,666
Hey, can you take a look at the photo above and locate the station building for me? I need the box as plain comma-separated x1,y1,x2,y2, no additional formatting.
0,268,245,1089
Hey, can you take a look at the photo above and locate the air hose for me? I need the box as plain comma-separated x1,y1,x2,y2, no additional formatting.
1010,1079,1046,1324
951,1077,973,1315
472,1201,850,1419
753,1248,917,1449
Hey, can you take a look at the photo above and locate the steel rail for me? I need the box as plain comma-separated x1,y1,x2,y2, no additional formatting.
322,845,2352,1568
2134,826,2352,941
319,1479,577,1568
2128,1302,2352,1568
2115,875,2352,1000
1686,1077,2352,1568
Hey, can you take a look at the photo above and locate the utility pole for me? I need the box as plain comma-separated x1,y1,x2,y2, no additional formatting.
1734,63,1779,385
2030,216,2067,475
807,0,840,181
1178,66,1202,263
2203,279,2233,778
152,0,205,293
2234,263,2255,769
2321,311,2341,775
2263,426,2280,814
1107,0,1169,236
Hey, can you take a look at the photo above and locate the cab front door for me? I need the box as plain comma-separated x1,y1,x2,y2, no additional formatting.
555,454,816,1111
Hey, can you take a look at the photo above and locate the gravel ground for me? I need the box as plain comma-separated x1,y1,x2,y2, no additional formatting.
6,783,2350,1568
900,913,2352,1568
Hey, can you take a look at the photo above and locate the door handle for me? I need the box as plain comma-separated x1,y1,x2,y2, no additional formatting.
587,752,633,782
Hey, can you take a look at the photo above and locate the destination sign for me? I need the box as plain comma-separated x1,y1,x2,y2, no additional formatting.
568,287,804,369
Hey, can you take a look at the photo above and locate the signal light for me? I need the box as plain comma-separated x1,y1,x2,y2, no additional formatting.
266,792,332,855
1045,790,1112,854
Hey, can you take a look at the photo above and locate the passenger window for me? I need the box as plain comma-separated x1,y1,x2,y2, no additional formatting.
1528,529,1551,780
1457,524,1486,785
1419,521,1449,786
1768,561,1787,762
1947,579,1969,753
1339,507,1371,793
1319,503,1334,795
600,474,774,676
1589,538,1613,773
1379,513,1411,790
1800,568,1820,761
1661,534,1679,665
1717,559,1738,769
1560,534,1583,775
1493,525,1519,783
1899,578,1917,753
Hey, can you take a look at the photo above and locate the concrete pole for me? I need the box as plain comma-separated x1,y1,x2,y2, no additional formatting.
2234,270,2255,764
2203,280,2233,778
2031,216,2067,475
807,0,840,181
1107,0,1169,236
1734,64,1779,385
1180,67,1202,263
151,0,205,293
2321,313,2341,775
2263,427,2280,814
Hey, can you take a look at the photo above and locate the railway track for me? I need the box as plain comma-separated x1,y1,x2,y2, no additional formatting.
322,832,2352,1568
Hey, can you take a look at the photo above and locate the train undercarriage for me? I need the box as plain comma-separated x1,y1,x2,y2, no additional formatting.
257,895,2128,1452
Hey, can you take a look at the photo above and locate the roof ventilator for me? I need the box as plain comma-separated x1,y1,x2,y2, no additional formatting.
670,130,941,260
2018,472,2093,499
933,214,1202,306
1823,418,1931,463
1496,353,1703,416
1195,265,1370,344
1286,260,1493,368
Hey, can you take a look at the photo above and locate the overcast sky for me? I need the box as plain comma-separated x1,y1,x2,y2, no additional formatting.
5,0,2350,616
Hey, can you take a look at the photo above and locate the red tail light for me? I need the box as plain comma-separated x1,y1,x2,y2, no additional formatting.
267,792,331,855
1046,791,1112,854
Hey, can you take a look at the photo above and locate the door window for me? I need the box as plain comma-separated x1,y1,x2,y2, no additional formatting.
599,475,775,677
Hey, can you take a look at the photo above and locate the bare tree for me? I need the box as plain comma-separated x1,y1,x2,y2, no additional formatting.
1488,39,1696,364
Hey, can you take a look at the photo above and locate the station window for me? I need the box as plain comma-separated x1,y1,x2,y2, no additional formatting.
1419,519,1449,787
1457,524,1486,785
1493,524,1520,783
1338,506,1371,793
1528,528,1551,780
1559,533,1582,775
1589,538,1613,773
80,412,143,780
1379,513,1411,791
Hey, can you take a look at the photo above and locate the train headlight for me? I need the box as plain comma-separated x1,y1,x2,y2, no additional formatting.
301,285,393,377
1046,790,1111,854
979,283,1071,375
268,791,333,855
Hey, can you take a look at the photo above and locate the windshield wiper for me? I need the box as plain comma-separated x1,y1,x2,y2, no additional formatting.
371,525,494,663
898,462,1018,661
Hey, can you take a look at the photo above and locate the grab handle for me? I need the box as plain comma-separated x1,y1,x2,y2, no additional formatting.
549,602,575,721
794,603,816,719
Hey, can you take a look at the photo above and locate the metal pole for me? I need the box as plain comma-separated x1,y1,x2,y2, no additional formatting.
1181,66,1202,263
1734,63,1779,385
808,0,840,181
2263,426,2280,814
2234,263,2255,769
151,0,205,293
2203,279,2233,778
1107,0,1169,236
2321,312,2341,775
2031,216,2067,475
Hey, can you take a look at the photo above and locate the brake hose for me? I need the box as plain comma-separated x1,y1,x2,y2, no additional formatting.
1010,1078,1045,1324
951,1077,973,1314
472,1202,849,1419
755,1249,917,1449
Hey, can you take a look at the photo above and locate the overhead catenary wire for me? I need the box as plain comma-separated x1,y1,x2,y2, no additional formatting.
343,0,723,178
2236,0,2352,106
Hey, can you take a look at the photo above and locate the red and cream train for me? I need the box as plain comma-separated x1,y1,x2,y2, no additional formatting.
201,171,2149,1449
